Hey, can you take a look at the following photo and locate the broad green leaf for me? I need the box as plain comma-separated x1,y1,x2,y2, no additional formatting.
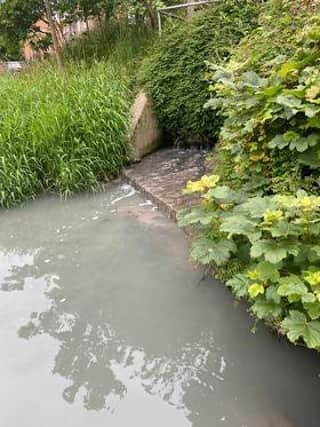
190,238,236,266
251,299,282,320
266,285,281,304
269,134,289,150
308,245,320,263
268,221,296,238
207,185,246,204
242,71,264,88
306,115,320,129
240,196,277,218
281,311,320,349
277,275,308,297
276,94,302,109
289,134,319,153
302,293,317,303
269,132,318,153
304,302,320,320
250,240,300,264
304,105,320,118
226,274,249,299
298,147,320,168
278,61,300,79
255,261,280,283
220,214,260,241
177,207,216,227
263,85,282,98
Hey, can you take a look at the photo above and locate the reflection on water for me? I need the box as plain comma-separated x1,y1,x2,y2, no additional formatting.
0,186,320,427
0,245,222,419
0,249,36,291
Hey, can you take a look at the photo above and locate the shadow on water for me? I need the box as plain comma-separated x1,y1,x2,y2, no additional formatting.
0,185,320,427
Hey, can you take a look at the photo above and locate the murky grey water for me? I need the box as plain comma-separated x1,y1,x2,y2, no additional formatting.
0,183,320,427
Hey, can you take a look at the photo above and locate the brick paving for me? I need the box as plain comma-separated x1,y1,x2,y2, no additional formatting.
123,148,211,220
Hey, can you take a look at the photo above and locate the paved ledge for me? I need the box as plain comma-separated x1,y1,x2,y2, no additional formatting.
123,148,210,220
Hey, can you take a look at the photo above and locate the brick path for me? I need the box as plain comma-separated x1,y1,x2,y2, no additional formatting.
123,148,211,220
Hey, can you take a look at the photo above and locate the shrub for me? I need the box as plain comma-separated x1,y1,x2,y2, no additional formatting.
207,9,320,196
140,0,260,144
226,0,320,76
0,62,131,207
179,2,320,350
178,179,320,350
207,0,320,194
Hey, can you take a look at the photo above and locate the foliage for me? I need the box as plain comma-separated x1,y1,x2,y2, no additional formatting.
206,1,320,195
0,62,131,207
0,0,43,60
64,22,154,80
140,0,260,144
180,2,320,351
225,0,320,76
178,178,320,350
0,0,162,60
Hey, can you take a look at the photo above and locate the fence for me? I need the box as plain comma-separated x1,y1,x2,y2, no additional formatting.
157,1,216,35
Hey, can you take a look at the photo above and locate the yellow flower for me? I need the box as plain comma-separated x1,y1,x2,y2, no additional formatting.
219,203,233,211
263,209,284,224
200,174,220,189
248,283,265,299
305,271,320,288
299,197,313,210
306,85,320,101
184,175,220,194
250,152,268,162
247,269,260,280
184,180,206,194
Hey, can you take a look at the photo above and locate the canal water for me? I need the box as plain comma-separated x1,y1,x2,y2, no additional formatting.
0,184,319,427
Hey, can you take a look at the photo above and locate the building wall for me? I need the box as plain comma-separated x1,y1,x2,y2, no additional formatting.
23,17,96,62
23,19,50,62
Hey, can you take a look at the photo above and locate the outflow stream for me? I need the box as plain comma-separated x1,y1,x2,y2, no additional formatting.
0,184,319,427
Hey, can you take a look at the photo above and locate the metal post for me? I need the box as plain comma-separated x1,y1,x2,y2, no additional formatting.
157,11,162,37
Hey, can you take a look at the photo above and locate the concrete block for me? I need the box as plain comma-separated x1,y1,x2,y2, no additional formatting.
130,90,162,161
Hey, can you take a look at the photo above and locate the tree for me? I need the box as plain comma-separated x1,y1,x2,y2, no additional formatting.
0,0,172,62
44,0,64,68
0,0,44,60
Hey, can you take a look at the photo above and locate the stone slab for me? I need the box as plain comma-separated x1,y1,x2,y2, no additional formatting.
130,91,162,161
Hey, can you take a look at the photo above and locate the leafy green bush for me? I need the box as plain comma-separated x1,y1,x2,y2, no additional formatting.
140,0,260,143
208,10,320,195
179,2,320,350
207,0,320,194
0,62,131,207
225,0,320,76
179,179,320,350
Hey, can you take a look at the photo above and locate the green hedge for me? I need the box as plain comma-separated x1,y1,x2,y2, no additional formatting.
140,0,260,144
0,62,131,207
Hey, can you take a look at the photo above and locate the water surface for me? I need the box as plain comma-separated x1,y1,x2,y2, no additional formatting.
0,184,320,427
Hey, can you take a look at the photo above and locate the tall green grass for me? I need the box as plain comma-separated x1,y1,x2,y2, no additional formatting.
0,62,131,207
64,23,154,77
